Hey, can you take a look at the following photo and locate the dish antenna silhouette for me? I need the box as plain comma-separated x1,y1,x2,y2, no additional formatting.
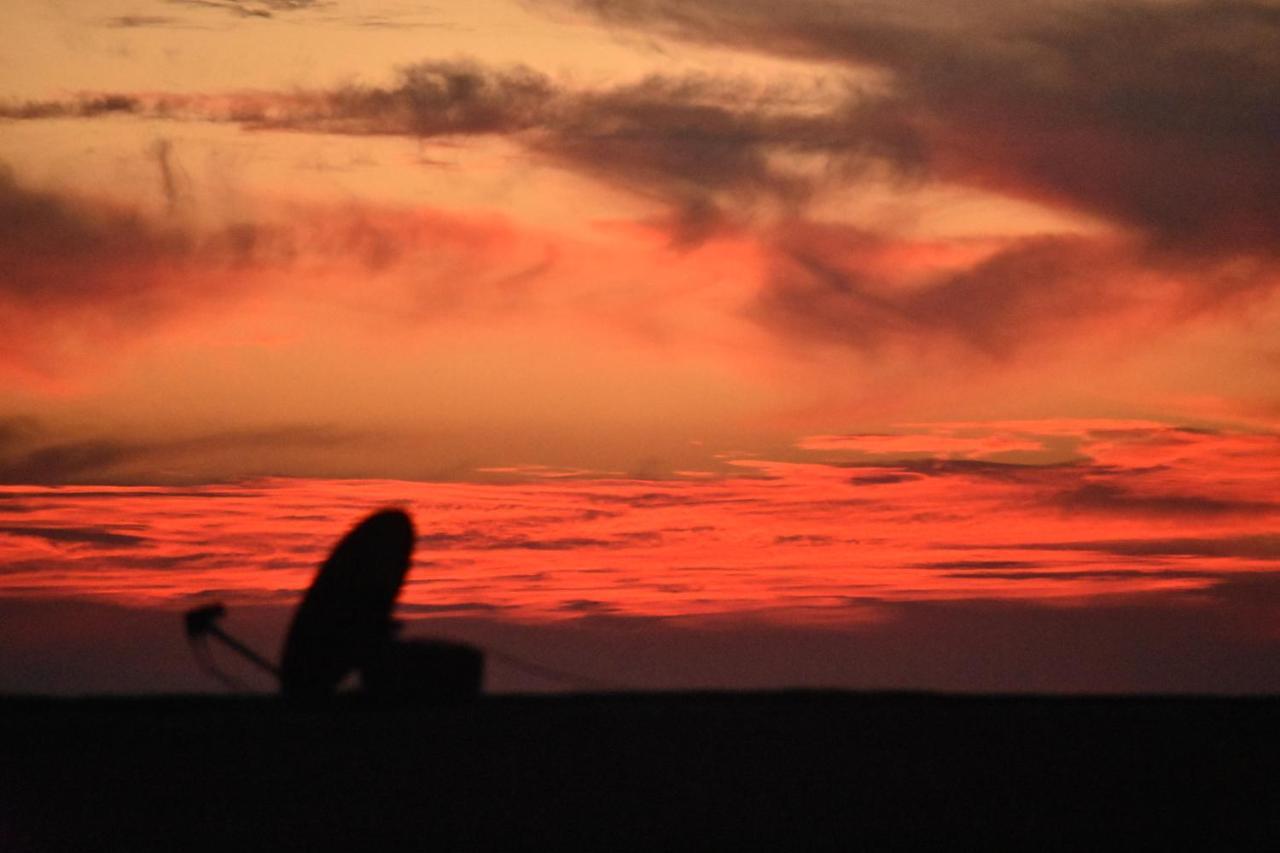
184,508,483,700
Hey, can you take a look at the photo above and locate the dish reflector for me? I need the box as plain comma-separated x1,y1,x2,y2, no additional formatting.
280,509,415,698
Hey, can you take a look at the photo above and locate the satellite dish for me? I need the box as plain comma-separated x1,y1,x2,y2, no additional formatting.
279,508,416,698
184,507,484,700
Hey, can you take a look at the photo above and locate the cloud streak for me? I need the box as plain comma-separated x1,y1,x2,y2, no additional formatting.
0,525,148,548
535,0,1280,349
0,422,367,485
0,161,572,375
0,62,904,243
11,1,1280,352
4,0,1280,426
545,0,1280,242
0,165,269,372
1047,482,1275,518
1003,534,1280,561
167,0,322,19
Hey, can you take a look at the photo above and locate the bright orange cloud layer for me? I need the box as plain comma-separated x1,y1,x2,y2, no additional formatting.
2,422,1276,625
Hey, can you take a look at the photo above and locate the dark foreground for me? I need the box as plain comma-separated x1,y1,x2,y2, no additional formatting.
2,691,1278,851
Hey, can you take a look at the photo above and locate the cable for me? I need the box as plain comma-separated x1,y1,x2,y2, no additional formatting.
182,608,633,693
187,633,257,693
479,645,632,691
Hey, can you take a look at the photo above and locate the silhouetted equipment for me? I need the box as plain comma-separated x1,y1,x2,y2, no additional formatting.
362,638,485,700
185,603,280,684
280,509,416,697
182,508,485,701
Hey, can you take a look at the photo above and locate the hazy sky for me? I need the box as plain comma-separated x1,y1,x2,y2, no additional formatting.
2,0,1279,693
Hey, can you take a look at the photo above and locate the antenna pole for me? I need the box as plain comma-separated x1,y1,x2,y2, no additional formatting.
206,623,282,680
185,603,281,683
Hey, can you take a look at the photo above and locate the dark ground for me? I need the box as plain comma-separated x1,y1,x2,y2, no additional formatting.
2,691,1278,851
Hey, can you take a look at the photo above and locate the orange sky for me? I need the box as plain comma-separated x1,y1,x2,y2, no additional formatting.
2,0,1280,693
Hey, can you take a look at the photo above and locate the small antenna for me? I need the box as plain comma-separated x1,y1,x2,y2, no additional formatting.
184,603,280,683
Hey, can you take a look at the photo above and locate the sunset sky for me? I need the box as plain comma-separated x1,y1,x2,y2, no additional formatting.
3,0,1280,694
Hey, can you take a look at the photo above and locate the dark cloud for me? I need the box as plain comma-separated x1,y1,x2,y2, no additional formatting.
546,0,1280,241
9,1,1280,352
0,422,365,485
397,601,506,614
150,139,189,215
1,63,868,246
110,3,438,29
849,473,918,486
845,454,1277,520
0,94,142,120
1048,482,1275,517
566,489,753,508
530,74,859,244
337,15,454,30
0,163,559,373
0,525,148,548
166,0,321,20
773,534,836,546
941,569,1225,581
0,440,134,486
0,488,260,500
420,531,615,550
890,458,1071,482
756,228,1150,356
0,417,39,450
171,0,269,19
916,560,1042,571
558,598,618,613
539,0,1280,348
251,61,556,136
0,66,870,255
104,15,183,28
1008,534,1280,560
0,165,271,369
199,64,853,244
419,529,662,551
123,554,214,569
0,164,190,304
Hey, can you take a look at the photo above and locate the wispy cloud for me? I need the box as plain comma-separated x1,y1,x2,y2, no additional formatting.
0,164,271,372
419,530,660,551
0,163,567,375
1001,534,1280,560
0,95,141,119
103,15,185,29
1047,482,1275,517
0,62,914,245
10,2,1280,353
166,0,323,20
543,0,1280,243
0,422,368,485
2,0,1278,377
0,525,148,548
533,0,1280,349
